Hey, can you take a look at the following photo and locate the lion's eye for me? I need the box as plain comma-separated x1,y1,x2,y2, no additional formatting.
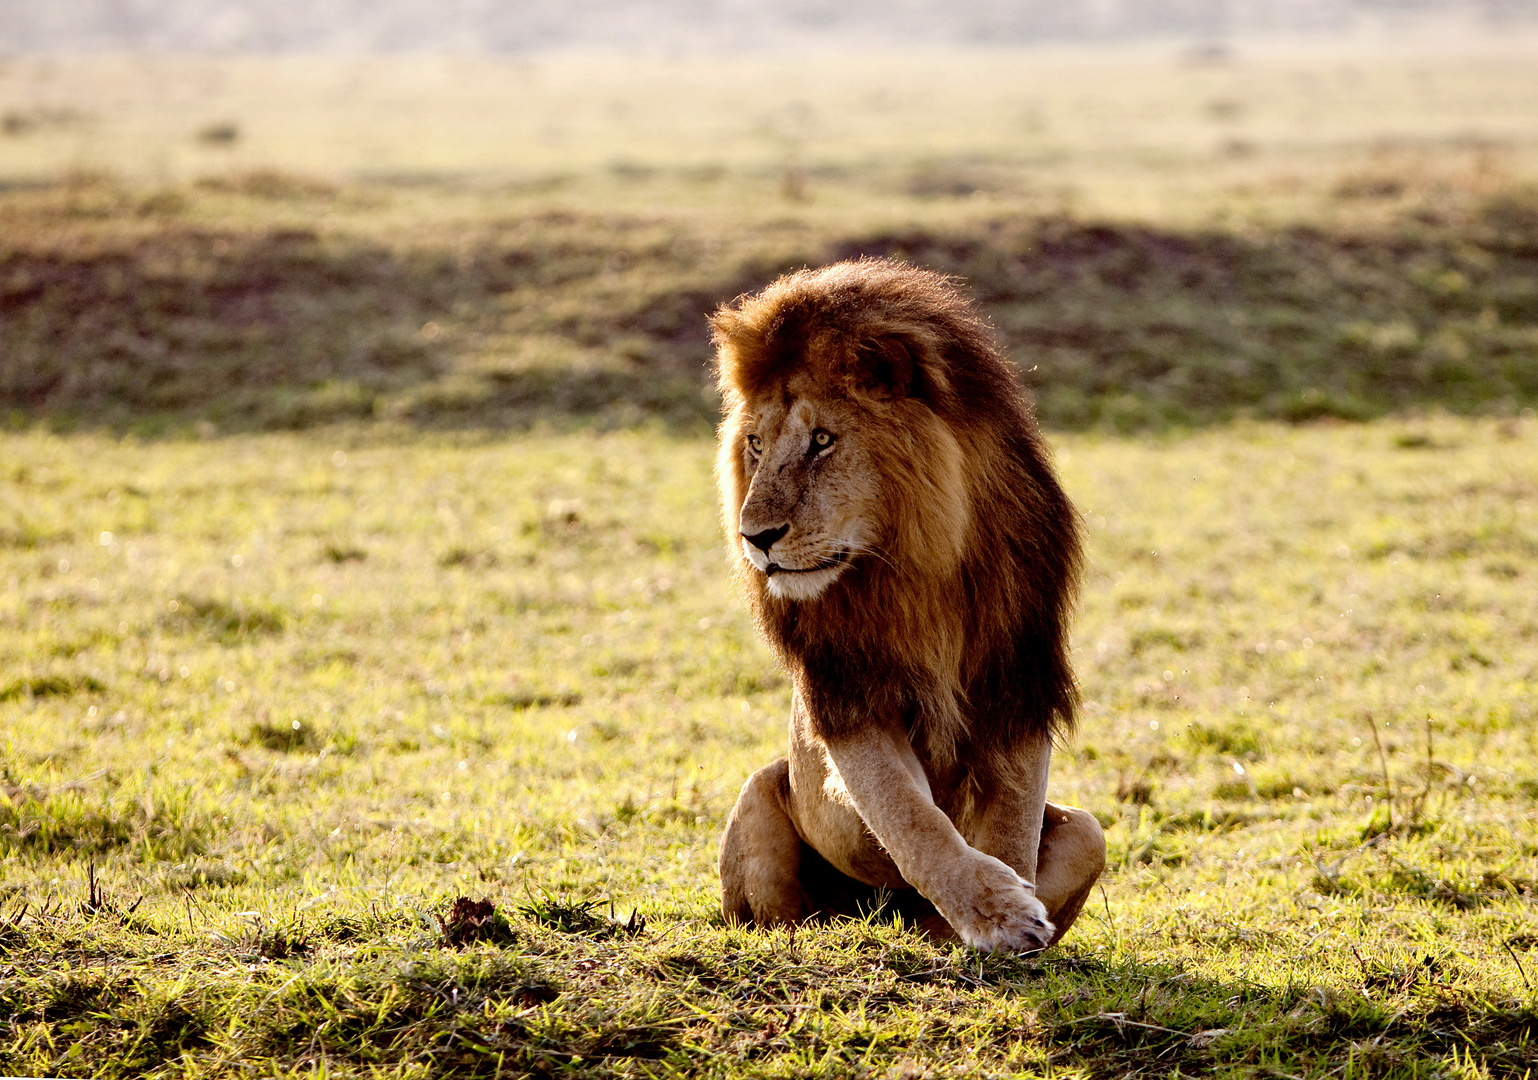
811,429,835,450
747,434,762,453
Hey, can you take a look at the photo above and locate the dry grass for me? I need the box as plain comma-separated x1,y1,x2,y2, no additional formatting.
3,41,1538,222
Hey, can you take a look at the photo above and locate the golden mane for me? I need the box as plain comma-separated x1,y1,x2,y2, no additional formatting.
711,258,1082,772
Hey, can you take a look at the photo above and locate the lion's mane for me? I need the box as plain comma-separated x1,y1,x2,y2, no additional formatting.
711,259,1082,773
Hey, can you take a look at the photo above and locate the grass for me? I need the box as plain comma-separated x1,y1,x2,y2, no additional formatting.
1,41,1537,1078
4,44,1538,434
3,44,1538,213
4,174,1538,433
1,415,1536,1077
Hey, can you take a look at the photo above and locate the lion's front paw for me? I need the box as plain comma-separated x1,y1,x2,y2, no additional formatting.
932,852,1055,954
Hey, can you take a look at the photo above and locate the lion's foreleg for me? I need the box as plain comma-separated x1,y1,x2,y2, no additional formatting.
718,757,813,928
820,726,1054,953
964,742,1106,947
963,739,1052,885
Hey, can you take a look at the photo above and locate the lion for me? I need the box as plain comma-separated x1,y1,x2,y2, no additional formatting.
711,258,1106,952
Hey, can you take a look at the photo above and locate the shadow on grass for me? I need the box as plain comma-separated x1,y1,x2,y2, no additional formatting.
919,949,1538,1078
4,180,1538,436
0,208,736,437
5,903,1535,1078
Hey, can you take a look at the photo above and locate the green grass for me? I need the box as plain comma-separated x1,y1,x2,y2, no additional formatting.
4,176,1538,433
5,48,1538,435
2,43,1538,1077
1,415,1536,1077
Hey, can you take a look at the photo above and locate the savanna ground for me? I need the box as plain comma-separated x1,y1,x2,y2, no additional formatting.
2,36,1538,1079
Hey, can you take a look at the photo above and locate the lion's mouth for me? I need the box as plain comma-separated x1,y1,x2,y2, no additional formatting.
764,550,848,578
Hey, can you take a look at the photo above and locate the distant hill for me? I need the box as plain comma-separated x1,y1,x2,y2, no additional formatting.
3,0,1536,53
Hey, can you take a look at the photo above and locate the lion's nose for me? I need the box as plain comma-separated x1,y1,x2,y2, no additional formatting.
742,524,789,555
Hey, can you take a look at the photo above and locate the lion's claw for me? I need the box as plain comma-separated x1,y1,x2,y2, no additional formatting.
932,853,1056,953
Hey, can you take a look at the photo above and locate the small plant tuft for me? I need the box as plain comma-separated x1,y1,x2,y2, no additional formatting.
0,674,106,701
516,894,646,939
322,542,367,563
242,919,312,961
437,896,516,947
242,718,321,753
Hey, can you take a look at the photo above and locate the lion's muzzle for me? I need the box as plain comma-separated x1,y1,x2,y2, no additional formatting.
742,524,789,557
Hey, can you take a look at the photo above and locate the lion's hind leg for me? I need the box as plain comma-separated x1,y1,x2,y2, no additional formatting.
719,758,813,927
720,758,930,929
1035,802,1107,947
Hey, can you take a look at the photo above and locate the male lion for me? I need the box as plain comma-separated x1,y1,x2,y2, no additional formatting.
712,259,1106,952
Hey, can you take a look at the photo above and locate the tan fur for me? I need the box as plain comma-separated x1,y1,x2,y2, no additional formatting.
713,259,1106,951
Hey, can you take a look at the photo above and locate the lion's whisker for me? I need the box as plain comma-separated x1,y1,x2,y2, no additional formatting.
836,540,897,570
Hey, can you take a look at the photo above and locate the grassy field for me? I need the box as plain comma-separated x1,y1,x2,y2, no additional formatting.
5,171,1538,435
1,39,1538,1079
1,416,1537,1077
4,39,1538,219
5,43,1538,434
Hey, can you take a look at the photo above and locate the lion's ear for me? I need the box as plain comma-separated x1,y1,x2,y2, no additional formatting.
856,337,922,399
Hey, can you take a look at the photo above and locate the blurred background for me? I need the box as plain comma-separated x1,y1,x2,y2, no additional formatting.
5,0,1538,189
2,0,1537,432
4,0,1538,52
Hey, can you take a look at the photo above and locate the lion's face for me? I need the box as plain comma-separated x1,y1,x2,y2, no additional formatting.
729,374,882,602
